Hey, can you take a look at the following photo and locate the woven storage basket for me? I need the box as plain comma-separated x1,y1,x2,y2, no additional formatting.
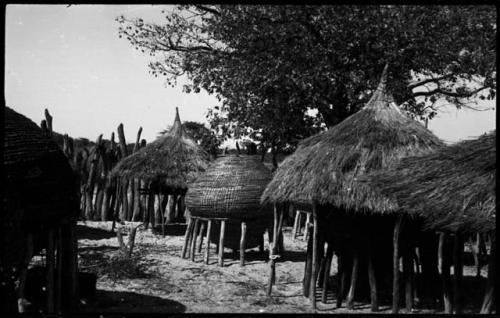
185,155,273,220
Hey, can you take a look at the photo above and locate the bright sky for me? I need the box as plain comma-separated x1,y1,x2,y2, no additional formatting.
5,4,496,146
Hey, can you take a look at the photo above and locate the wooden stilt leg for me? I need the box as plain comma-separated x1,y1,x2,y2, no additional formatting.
310,204,318,310
292,211,300,239
303,223,314,298
452,234,463,314
403,248,414,312
197,221,205,253
296,211,302,238
259,235,265,254
346,248,359,310
440,233,453,313
304,212,311,241
392,216,404,314
17,234,34,313
204,220,212,264
240,222,247,266
181,217,193,258
321,242,334,304
336,251,344,308
190,218,200,261
47,229,55,313
218,220,226,267
367,242,378,312
157,193,166,236
480,233,495,314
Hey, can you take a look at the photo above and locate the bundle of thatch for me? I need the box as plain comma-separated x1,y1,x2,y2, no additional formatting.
110,108,210,194
365,131,495,234
185,155,273,249
3,106,79,312
261,65,444,213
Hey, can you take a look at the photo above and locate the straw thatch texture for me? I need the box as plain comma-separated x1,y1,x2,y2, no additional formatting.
185,155,273,220
110,108,210,191
3,106,79,269
3,106,79,224
261,66,444,213
364,131,496,233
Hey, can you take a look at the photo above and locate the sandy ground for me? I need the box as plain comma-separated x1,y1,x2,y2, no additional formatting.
76,221,489,314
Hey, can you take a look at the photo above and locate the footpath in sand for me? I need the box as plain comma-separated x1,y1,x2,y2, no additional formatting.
77,221,487,314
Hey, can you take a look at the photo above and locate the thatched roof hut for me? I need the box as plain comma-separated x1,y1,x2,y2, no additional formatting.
3,106,79,312
110,107,210,194
261,65,444,213
364,131,496,234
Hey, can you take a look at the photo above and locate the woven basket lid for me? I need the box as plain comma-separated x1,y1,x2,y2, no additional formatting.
185,155,273,220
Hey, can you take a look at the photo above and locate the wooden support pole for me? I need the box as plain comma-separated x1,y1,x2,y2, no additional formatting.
240,222,247,266
392,216,404,314
17,234,34,313
346,249,359,310
480,233,495,314
367,240,378,312
47,229,55,313
181,217,193,258
440,233,453,314
296,211,302,238
292,210,300,239
310,203,318,310
205,220,212,264
267,204,282,295
403,248,414,312
218,220,226,267
336,251,345,308
157,193,166,236
197,221,206,253
304,212,311,240
321,242,334,304
452,233,463,314
303,223,314,297
190,218,200,262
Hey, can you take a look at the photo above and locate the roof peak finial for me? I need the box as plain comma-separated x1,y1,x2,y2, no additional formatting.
174,106,181,123
376,63,389,92
168,107,183,137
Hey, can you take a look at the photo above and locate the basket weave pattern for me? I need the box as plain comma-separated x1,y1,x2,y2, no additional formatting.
186,155,273,219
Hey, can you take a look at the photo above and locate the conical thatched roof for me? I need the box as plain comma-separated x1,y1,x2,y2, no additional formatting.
364,131,496,233
185,155,273,220
110,108,210,191
261,66,444,213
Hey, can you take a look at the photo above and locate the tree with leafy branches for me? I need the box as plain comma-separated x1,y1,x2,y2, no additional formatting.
118,5,496,166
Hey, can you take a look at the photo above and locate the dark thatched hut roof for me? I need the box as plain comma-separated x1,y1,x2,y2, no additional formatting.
3,106,79,224
185,155,273,220
3,106,79,268
363,131,496,234
261,66,444,213
110,108,210,193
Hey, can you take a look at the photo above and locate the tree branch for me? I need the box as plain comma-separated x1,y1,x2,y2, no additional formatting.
408,73,456,90
412,86,489,99
194,5,220,16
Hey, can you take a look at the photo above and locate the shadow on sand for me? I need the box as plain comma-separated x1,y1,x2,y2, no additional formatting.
77,224,116,240
81,290,186,313
152,223,188,236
